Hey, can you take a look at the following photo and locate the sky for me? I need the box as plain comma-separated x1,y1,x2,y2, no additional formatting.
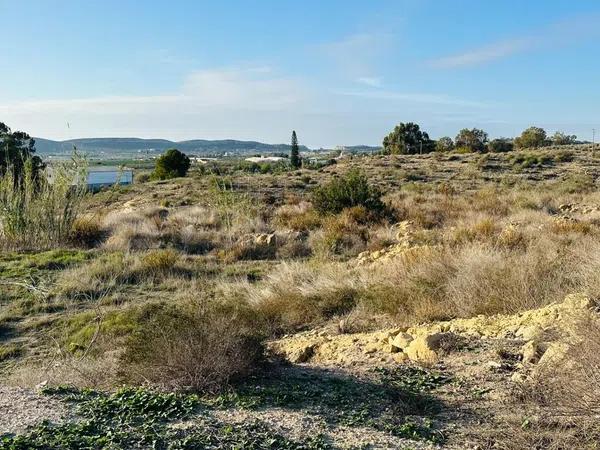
1,0,600,148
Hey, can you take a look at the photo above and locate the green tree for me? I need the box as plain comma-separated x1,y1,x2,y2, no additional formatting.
382,122,434,155
290,130,301,169
0,122,45,181
551,131,577,146
435,136,454,152
152,149,190,180
514,126,548,149
455,128,488,152
487,138,514,153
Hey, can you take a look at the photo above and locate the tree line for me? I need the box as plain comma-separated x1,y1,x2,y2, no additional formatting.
382,122,581,155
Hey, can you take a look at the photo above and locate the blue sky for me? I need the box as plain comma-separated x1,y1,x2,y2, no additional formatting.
1,0,600,147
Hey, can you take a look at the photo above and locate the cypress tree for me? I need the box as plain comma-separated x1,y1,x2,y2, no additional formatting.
290,130,301,169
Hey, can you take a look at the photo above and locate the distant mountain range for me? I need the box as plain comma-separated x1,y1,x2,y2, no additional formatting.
33,137,312,156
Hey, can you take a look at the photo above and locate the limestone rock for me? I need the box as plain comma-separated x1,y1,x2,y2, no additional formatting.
390,332,414,350
288,343,315,363
404,332,457,363
521,341,548,364
537,342,569,368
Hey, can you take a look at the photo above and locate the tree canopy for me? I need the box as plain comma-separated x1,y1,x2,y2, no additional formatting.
514,127,548,149
435,136,454,152
152,149,191,180
290,130,301,169
551,131,577,146
487,138,514,153
455,128,488,153
0,122,45,180
382,122,434,155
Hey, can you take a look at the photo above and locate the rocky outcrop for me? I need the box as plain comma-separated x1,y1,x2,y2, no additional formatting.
270,293,596,369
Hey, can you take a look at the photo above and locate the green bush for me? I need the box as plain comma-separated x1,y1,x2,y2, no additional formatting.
152,149,190,180
312,169,385,216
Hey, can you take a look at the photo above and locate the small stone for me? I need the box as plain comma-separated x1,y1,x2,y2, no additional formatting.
516,325,544,341
511,372,527,383
363,344,379,354
392,352,409,363
521,340,548,364
390,332,414,350
383,343,399,354
486,361,503,370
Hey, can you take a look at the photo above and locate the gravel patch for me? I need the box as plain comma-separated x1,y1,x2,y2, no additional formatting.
0,385,74,435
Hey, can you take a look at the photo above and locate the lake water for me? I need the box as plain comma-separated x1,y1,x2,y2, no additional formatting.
87,170,133,186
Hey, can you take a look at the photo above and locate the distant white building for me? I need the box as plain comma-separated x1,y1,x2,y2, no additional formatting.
244,156,285,163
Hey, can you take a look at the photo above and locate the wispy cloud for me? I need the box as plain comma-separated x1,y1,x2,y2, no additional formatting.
337,89,488,108
428,14,600,69
0,67,311,142
356,77,383,88
0,67,306,116
429,37,537,69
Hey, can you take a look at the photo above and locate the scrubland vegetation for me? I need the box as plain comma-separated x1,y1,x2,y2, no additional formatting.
2,124,600,447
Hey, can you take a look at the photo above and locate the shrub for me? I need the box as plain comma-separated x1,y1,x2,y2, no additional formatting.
435,137,454,152
134,172,151,183
0,155,88,250
139,249,180,274
312,169,385,216
120,300,265,391
152,149,190,180
273,202,322,231
487,138,514,153
70,216,105,248
244,262,360,333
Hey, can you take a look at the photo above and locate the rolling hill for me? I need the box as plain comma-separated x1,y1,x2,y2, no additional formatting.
34,137,311,156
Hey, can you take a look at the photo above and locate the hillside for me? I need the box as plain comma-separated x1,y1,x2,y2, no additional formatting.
34,137,311,156
1,146,600,448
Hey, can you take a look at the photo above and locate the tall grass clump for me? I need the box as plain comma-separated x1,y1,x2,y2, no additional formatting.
0,154,88,250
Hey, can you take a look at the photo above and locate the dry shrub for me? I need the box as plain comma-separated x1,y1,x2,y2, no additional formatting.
168,206,220,229
171,226,216,254
472,187,511,216
484,418,600,450
549,218,592,235
528,315,600,416
309,213,368,258
494,316,600,449
450,218,500,245
273,201,322,231
120,300,264,392
70,215,106,248
138,249,179,274
496,225,527,250
275,239,311,259
238,262,361,333
56,250,188,299
220,239,277,263
102,211,162,251
359,249,453,323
